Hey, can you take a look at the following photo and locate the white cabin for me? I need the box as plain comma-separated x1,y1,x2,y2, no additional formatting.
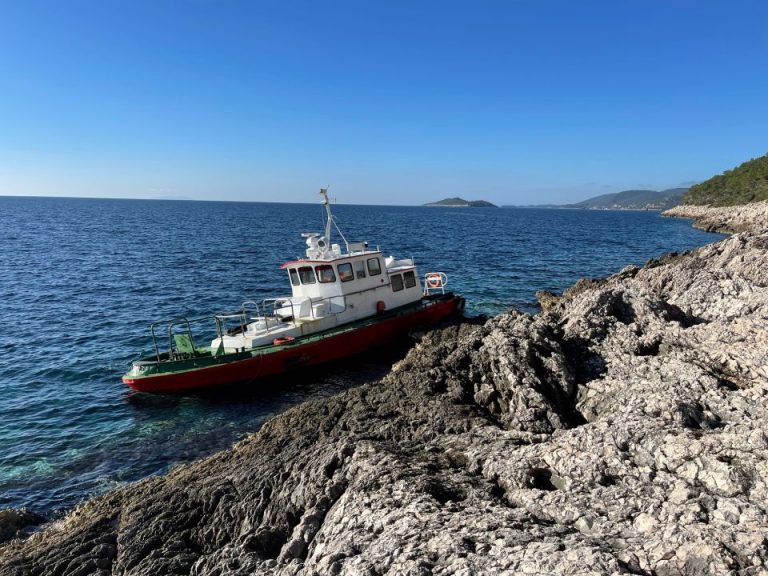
210,189,427,353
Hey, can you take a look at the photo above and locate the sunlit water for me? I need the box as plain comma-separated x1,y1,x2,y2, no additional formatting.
0,197,722,515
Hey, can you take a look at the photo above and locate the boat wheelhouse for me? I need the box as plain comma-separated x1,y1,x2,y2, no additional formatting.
123,188,463,393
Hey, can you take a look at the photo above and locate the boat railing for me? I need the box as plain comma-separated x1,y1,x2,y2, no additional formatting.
423,272,448,295
213,312,248,339
261,297,298,329
149,315,215,362
309,295,346,319
262,295,348,322
241,300,262,319
145,288,375,361
150,292,363,356
211,300,271,336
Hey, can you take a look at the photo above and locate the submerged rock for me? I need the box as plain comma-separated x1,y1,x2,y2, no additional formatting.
2,204,768,575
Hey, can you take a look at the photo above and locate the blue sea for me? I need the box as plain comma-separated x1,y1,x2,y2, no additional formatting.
0,196,723,516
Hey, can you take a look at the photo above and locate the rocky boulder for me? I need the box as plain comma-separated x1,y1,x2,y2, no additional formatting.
2,206,768,575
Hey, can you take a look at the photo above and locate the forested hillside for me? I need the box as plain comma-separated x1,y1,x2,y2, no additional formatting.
684,154,768,206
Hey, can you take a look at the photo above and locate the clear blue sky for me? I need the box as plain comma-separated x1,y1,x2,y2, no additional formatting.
1,1,766,205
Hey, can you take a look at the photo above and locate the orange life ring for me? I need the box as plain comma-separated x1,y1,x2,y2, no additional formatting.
273,336,296,346
426,274,442,288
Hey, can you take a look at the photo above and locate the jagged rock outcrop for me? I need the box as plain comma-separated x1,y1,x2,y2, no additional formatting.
0,510,45,546
2,207,767,575
664,200,768,234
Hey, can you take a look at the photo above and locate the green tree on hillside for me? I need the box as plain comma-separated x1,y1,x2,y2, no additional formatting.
684,153,768,206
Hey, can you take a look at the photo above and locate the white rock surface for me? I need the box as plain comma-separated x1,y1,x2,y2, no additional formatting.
2,204,768,575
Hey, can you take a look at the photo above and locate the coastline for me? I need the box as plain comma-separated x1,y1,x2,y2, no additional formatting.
2,204,767,574
663,201,768,234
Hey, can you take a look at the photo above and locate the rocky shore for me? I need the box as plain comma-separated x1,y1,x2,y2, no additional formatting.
2,204,767,575
664,200,768,234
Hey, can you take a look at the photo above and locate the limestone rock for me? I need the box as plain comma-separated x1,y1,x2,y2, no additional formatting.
3,204,768,575
664,200,768,234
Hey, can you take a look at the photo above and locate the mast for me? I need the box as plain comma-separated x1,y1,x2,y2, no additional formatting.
319,187,333,243
315,186,349,254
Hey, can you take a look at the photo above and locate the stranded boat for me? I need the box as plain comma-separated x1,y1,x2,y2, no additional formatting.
123,188,464,393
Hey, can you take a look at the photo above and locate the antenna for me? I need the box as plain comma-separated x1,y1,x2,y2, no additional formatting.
319,186,332,243
317,186,350,253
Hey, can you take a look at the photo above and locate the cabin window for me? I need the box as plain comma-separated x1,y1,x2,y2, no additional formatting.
337,262,354,282
354,260,366,279
367,257,382,276
289,269,300,286
315,264,336,283
391,274,404,292
403,270,416,289
298,266,316,284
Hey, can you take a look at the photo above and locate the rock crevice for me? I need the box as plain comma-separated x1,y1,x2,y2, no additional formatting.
2,203,768,575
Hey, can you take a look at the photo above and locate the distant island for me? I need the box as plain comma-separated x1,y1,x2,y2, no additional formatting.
505,152,768,210
424,197,498,208
563,151,768,209
507,187,689,210
564,188,689,210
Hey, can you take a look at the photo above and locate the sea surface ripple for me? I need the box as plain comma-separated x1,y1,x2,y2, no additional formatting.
0,197,723,515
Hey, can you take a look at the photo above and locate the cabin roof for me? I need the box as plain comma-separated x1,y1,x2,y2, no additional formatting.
280,250,382,269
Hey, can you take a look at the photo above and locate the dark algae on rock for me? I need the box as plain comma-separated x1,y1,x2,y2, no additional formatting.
2,206,768,574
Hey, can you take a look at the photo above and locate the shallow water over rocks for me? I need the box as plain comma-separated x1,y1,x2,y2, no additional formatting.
0,197,722,514
2,203,766,574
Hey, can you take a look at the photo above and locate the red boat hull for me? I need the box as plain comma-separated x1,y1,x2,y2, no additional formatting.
123,295,462,393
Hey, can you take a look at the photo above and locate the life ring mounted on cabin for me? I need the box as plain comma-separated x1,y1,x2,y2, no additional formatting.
273,336,296,346
424,272,447,291
426,274,442,288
